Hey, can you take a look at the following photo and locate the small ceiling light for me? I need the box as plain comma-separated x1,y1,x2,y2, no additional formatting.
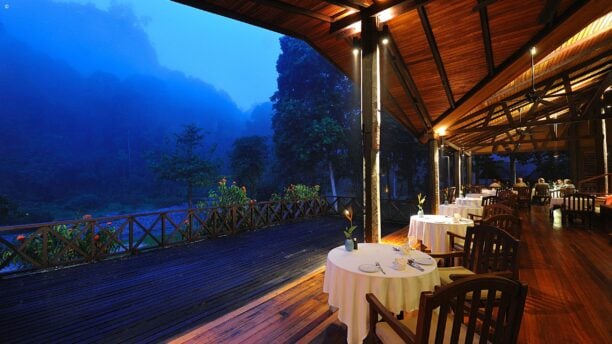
352,37,360,56
378,9,394,23
352,48,359,56
436,127,447,137
530,46,537,56
381,37,389,45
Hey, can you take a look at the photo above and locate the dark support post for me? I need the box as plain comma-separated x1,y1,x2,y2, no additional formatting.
454,151,461,195
510,155,516,184
361,16,381,243
568,125,579,184
429,139,440,215
466,155,473,185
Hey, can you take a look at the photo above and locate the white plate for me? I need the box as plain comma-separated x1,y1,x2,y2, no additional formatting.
358,264,379,273
413,257,435,265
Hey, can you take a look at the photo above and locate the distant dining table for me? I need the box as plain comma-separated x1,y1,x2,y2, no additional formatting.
454,196,483,207
466,188,497,198
438,203,483,219
408,214,474,253
323,243,440,344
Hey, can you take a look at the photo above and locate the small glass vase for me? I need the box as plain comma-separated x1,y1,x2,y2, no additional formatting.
344,238,354,251
417,209,424,217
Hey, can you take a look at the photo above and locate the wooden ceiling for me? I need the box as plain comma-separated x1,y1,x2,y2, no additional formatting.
173,0,612,154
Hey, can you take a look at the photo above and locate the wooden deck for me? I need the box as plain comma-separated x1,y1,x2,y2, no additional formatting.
0,216,402,343
171,206,612,344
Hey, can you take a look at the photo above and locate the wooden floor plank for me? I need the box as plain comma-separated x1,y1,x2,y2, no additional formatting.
170,205,612,344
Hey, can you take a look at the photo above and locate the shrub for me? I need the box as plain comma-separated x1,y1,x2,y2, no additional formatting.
207,178,250,207
271,184,320,202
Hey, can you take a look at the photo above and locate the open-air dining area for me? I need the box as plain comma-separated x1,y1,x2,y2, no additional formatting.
1,0,611,343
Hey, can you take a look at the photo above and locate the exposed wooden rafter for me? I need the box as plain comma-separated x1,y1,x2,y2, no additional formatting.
418,6,455,108
477,1,495,75
323,0,363,11
252,0,332,22
330,0,430,34
431,0,610,134
385,31,433,131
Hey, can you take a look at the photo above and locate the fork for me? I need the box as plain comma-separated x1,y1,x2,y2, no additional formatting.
375,262,386,274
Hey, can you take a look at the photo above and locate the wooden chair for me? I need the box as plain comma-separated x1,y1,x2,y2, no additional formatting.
561,193,595,228
532,184,551,205
430,225,520,286
366,274,528,344
481,195,498,207
483,214,522,239
448,186,457,204
468,203,514,226
514,187,531,208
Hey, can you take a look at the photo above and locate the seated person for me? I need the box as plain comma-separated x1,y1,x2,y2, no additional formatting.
489,179,501,188
555,179,565,188
533,178,550,204
514,177,528,188
561,179,576,196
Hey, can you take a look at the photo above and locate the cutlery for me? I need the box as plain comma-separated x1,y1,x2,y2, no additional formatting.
408,259,424,271
392,247,400,252
375,262,386,274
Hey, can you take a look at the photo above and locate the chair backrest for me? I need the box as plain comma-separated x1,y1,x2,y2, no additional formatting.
462,225,520,279
562,193,595,212
534,183,550,196
496,189,515,200
469,185,482,193
550,189,561,198
481,195,498,207
514,187,530,200
414,274,528,344
483,214,522,239
482,203,514,218
448,186,457,203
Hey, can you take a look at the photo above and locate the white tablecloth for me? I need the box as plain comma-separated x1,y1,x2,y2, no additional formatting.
550,197,563,209
466,189,496,198
454,196,482,207
408,215,473,253
323,243,440,344
438,204,483,219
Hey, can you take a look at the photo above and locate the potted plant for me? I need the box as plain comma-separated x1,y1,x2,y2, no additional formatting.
343,207,357,251
417,193,426,217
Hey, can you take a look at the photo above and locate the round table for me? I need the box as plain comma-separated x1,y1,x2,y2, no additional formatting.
408,215,474,253
455,196,482,207
438,203,483,219
323,243,440,344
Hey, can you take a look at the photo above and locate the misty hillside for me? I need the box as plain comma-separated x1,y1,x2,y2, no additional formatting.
0,2,273,222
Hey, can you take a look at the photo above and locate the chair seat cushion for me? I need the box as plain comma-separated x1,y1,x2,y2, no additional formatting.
439,266,474,285
375,309,483,343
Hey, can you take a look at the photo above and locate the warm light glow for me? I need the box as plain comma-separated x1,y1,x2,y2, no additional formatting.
381,37,389,45
436,127,447,137
530,46,537,56
348,22,361,33
378,9,394,23
344,209,350,216
352,48,359,56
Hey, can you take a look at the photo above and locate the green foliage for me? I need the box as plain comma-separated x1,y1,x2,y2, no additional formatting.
150,123,218,206
271,36,358,185
270,184,320,202
343,225,357,239
230,136,268,196
2,223,119,267
208,178,250,207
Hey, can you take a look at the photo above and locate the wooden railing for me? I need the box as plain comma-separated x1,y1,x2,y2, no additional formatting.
0,196,415,275
578,173,612,195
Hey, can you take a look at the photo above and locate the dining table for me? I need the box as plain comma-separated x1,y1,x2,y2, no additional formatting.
323,243,440,344
408,214,474,253
438,203,483,219
454,196,483,207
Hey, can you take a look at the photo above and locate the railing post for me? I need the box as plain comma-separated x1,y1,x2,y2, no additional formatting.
42,227,48,268
188,210,193,241
90,221,96,262
231,206,237,234
129,216,134,254
250,202,255,230
160,213,166,247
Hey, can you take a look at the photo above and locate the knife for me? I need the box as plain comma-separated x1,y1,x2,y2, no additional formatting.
408,259,424,271
375,262,386,274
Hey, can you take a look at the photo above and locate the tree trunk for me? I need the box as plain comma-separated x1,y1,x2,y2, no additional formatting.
328,161,337,210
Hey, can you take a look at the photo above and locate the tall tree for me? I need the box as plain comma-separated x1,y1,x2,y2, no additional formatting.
230,136,268,196
271,36,358,196
150,123,217,207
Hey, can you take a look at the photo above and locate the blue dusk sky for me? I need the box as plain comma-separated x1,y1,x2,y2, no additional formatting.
2,0,282,110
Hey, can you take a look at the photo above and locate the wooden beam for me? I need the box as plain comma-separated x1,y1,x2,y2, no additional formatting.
432,0,612,132
539,0,562,24
478,3,495,75
323,0,363,11
418,6,455,108
472,0,499,12
252,0,332,22
385,31,433,130
330,0,429,34
467,135,594,147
